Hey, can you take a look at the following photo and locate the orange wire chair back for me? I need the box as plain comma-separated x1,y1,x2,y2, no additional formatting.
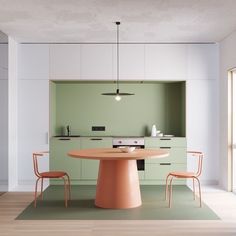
187,151,204,177
32,152,45,178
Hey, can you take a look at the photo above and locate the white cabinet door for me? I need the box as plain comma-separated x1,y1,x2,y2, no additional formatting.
18,80,49,183
145,44,187,81
186,79,219,183
80,44,113,80
18,44,49,80
113,44,145,80
0,44,8,80
187,44,219,80
50,44,80,80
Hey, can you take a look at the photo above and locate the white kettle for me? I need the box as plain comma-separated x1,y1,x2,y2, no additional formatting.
151,125,157,137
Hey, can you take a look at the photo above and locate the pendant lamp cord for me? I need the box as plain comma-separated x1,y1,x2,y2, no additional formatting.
116,22,120,91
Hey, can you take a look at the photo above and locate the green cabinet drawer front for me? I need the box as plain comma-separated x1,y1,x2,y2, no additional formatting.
80,137,112,180
50,138,81,179
145,163,187,180
145,137,186,147
146,147,186,164
80,137,112,149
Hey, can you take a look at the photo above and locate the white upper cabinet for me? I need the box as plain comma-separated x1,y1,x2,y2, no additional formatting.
19,43,218,81
113,44,145,80
145,44,187,81
80,44,113,80
50,44,80,80
18,44,49,80
187,44,219,80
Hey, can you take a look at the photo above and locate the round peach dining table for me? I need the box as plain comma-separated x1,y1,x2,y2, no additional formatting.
68,148,169,209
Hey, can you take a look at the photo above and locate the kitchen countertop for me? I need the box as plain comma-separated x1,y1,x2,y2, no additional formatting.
52,135,182,138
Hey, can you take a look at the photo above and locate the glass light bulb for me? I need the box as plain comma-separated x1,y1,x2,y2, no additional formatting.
115,94,121,101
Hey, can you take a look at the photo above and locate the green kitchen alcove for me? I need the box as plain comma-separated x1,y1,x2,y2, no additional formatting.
50,81,186,137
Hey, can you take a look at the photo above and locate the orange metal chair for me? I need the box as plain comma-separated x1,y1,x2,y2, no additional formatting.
33,151,71,207
165,151,204,208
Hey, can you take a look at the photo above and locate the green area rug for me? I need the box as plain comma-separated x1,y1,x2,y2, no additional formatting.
16,185,220,220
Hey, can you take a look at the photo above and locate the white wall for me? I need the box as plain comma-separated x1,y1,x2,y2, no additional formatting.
0,80,8,189
0,71,8,191
0,32,8,191
0,33,8,191
0,42,8,190
15,43,219,189
8,37,18,190
219,31,236,190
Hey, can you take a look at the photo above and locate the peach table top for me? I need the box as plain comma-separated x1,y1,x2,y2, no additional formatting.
68,148,169,161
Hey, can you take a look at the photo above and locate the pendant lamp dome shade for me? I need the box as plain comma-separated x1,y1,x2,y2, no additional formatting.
101,22,134,100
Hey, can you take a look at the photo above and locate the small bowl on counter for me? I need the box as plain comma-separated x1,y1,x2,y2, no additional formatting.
118,146,136,153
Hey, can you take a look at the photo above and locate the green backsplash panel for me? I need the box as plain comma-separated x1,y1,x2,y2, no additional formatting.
52,81,185,136
50,81,57,137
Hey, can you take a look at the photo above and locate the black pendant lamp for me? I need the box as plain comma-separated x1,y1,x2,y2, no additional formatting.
102,22,134,101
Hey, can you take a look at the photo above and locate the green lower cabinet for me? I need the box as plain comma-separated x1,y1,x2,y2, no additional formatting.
138,170,145,180
50,136,187,185
80,137,112,180
50,138,81,184
145,137,186,148
143,137,187,184
81,159,100,180
145,163,187,183
146,147,186,164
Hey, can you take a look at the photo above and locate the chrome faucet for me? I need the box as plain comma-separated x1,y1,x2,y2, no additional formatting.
66,125,71,136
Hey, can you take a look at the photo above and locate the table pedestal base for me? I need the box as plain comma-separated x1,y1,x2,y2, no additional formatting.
95,160,142,209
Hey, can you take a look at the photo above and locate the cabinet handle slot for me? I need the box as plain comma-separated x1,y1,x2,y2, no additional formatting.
90,138,103,141
160,147,171,149
59,138,71,141
160,138,171,141
159,163,171,165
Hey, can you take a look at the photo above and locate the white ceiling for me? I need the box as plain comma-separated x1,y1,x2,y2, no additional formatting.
0,0,236,43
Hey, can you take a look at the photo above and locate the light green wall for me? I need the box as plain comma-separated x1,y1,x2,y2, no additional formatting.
51,81,185,137
49,81,57,136
165,82,186,136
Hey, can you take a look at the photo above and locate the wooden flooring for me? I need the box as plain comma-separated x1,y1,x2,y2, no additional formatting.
1,186,236,236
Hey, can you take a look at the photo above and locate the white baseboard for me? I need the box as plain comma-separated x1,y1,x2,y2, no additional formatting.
11,180,49,192
0,180,8,191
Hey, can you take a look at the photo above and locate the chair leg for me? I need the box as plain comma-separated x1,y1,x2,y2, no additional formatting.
194,177,202,207
165,174,171,201
40,178,44,200
192,178,196,200
168,177,174,208
66,174,71,200
62,177,68,208
34,178,41,208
